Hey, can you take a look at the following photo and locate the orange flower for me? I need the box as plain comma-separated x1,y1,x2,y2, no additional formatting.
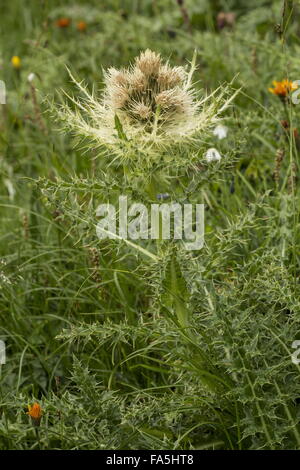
56,17,71,28
269,79,297,97
77,21,87,32
27,402,42,426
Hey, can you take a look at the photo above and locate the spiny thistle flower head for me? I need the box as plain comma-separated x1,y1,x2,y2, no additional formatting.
58,49,237,169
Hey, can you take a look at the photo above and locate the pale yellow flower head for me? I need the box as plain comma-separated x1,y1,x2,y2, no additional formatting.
58,49,237,168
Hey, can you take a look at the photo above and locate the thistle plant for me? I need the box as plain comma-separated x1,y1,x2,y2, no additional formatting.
2,0,300,451
58,49,237,173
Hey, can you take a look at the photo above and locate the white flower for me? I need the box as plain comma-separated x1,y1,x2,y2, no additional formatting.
4,179,15,201
213,124,228,139
27,73,36,83
205,148,222,162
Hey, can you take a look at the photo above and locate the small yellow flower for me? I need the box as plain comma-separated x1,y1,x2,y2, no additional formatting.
11,56,21,69
27,402,42,426
268,79,297,97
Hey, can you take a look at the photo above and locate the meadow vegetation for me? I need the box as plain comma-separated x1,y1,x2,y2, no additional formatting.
0,0,300,450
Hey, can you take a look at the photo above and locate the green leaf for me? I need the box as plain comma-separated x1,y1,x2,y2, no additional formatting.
114,114,128,141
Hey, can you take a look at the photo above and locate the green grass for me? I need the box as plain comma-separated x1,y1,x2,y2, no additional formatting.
0,0,300,450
